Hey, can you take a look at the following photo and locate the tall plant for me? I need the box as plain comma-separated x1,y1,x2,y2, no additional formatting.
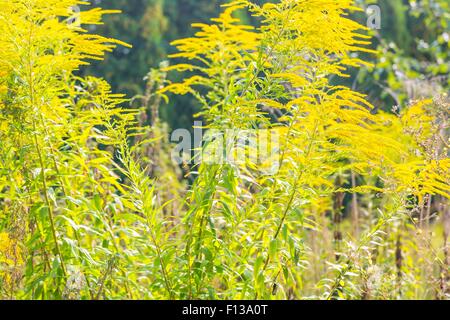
162,0,449,299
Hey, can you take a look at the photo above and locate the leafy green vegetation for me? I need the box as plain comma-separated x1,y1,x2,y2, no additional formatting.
0,0,448,300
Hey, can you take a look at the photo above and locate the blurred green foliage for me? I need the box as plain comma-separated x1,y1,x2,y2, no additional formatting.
355,0,449,109
83,0,271,130
83,0,223,130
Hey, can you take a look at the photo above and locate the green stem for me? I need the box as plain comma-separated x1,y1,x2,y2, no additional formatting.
32,120,68,279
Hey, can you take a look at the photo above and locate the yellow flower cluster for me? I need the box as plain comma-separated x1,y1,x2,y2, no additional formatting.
0,232,23,284
0,0,130,119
